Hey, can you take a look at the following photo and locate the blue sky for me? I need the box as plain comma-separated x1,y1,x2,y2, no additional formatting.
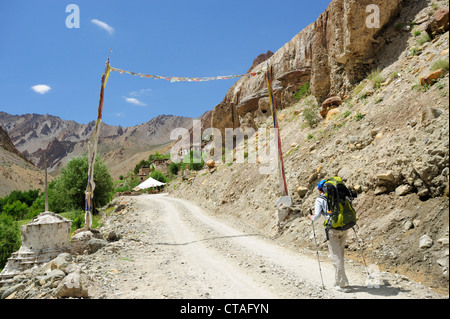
0,0,331,128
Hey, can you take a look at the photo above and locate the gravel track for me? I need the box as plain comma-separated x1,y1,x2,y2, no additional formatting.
86,194,443,299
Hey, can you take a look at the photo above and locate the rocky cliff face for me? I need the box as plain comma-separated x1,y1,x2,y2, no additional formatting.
212,0,407,137
0,126,30,164
0,126,45,197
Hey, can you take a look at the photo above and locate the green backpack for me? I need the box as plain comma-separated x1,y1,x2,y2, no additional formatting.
321,177,357,231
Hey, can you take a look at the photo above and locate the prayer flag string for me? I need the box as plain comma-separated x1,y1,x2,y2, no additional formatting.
110,66,267,82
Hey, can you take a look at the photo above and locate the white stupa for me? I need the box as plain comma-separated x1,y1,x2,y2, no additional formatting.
0,154,72,284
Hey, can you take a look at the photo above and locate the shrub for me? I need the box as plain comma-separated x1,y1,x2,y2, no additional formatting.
410,47,421,56
2,200,28,220
368,68,384,89
431,59,449,72
302,105,321,128
353,82,366,96
148,152,170,162
0,214,21,270
150,170,168,184
293,82,311,100
0,189,40,218
417,32,431,45
355,112,365,121
342,110,352,118
169,162,180,175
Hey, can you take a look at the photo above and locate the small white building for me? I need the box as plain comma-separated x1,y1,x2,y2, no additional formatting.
0,211,72,285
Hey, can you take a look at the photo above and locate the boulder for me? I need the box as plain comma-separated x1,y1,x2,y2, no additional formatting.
325,107,341,122
320,96,343,118
425,8,449,37
107,230,119,242
395,185,412,196
71,230,97,254
296,186,308,198
377,171,395,182
206,159,216,168
375,186,388,195
419,234,434,249
47,253,72,273
1,284,25,299
53,270,89,298
420,69,445,86
88,238,108,254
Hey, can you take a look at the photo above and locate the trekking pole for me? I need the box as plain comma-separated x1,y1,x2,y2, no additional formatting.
309,209,325,290
352,226,371,278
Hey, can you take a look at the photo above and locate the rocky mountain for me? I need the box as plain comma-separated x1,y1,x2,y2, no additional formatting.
247,50,274,73
0,112,194,178
211,0,411,139
172,0,449,294
0,126,45,197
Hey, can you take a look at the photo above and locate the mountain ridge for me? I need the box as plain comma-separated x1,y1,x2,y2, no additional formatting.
0,111,195,180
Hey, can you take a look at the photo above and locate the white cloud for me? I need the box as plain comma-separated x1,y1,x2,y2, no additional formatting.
31,84,51,94
124,97,147,106
91,19,114,35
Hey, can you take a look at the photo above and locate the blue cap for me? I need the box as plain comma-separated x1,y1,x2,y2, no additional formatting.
318,180,326,191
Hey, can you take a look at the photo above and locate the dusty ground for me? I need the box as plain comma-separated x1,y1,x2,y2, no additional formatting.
84,194,445,299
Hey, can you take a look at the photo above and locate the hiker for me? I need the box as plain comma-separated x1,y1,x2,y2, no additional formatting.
308,179,351,292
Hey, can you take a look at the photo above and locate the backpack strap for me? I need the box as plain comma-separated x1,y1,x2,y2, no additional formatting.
318,195,331,216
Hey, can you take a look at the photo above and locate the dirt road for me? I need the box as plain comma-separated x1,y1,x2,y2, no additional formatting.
85,194,443,299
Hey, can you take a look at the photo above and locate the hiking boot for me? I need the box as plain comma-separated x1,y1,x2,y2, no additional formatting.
334,285,351,293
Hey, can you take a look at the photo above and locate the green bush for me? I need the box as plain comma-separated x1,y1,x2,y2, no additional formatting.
150,170,168,184
115,176,140,193
0,214,21,270
293,82,311,100
169,162,180,175
0,189,40,219
431,59,449,72
417,32,431,45
368,68,384,89
148,152,170,162
355,112,365,121
2,200,28,220
302,105,321,128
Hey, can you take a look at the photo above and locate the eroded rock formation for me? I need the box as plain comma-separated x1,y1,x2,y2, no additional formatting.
212,0,404,138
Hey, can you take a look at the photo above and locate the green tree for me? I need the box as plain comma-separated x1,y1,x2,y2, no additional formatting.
150,170,168,184
0,214,21,270
0,189,40,216
2,200,28,220
53,156,114,213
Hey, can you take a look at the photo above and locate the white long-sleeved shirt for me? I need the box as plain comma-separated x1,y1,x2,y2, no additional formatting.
311,194,329,222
